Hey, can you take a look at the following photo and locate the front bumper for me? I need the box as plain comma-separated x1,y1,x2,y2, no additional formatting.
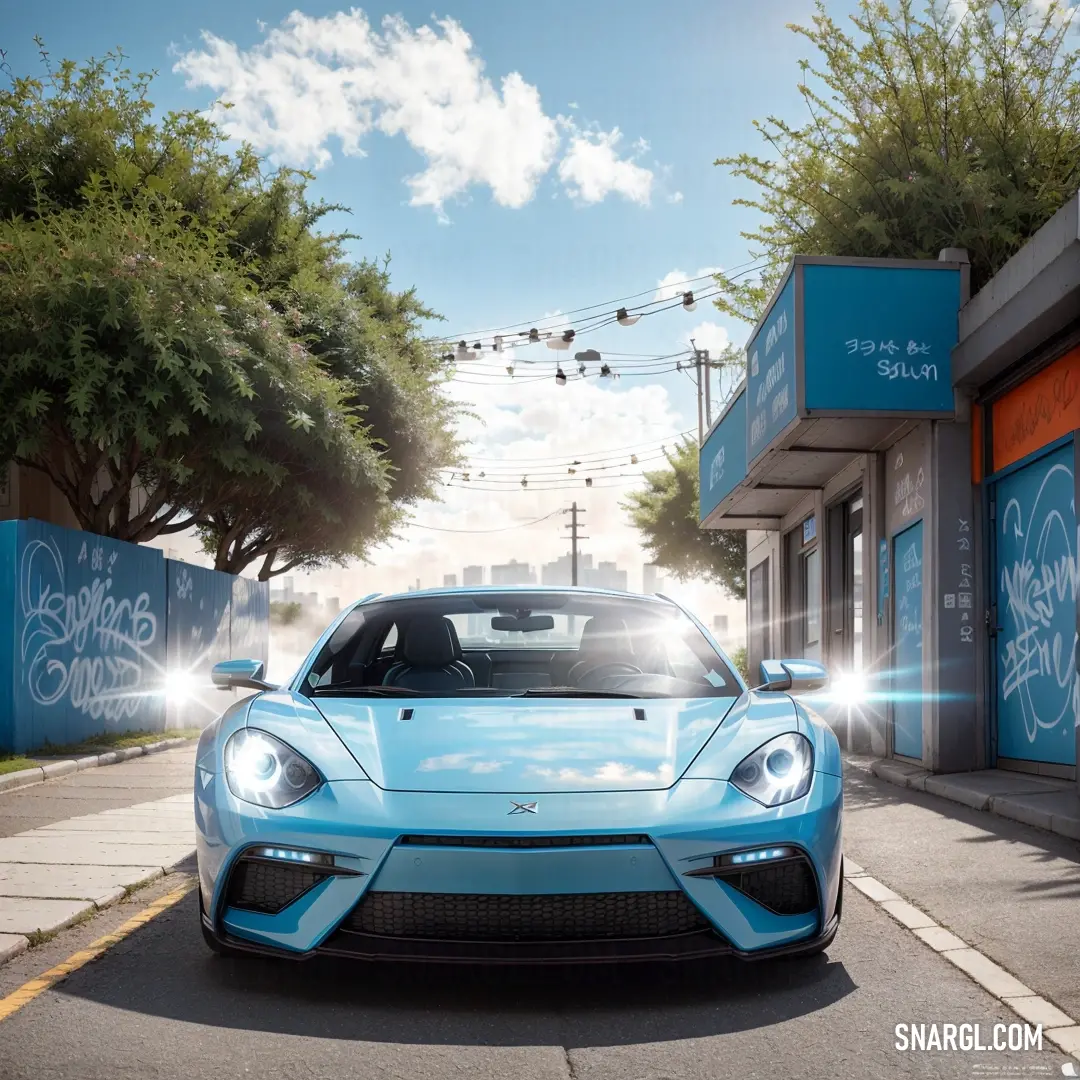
196,771,843,964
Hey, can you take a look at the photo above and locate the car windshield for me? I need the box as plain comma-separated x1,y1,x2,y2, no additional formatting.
300,590,741,699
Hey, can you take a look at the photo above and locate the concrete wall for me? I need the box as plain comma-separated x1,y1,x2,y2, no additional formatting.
0,518,270,753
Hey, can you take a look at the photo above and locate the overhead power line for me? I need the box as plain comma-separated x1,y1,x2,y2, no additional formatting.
403,508,567,533
462,429,694,464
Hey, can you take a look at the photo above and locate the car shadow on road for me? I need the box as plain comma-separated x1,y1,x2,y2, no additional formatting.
51,892,857,1047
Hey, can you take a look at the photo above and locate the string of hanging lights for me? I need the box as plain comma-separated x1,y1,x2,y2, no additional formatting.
439,289,717,364
430,253,777,347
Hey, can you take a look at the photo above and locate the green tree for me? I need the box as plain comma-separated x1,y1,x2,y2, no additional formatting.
626,0,1079,584
713,0,1080,323
0,46,462,574
621,440,747,600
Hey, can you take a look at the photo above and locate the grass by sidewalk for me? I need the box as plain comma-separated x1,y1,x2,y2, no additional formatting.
0,728,202,775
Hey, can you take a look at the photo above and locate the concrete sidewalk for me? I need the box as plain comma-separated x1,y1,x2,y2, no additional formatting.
843,756,1080,1022
0,745,197,965
869,756,1080,841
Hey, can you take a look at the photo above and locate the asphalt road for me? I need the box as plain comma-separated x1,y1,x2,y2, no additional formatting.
0,754,1074,1079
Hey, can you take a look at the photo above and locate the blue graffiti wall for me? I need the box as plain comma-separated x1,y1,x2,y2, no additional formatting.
802,264,960,414
166,560,233,731
0,519,272,753
699,387,748,522
11,520,167,751
993,442,1078,766
893,520,925,759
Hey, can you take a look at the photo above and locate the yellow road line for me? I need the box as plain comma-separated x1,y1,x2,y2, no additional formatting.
0,879,196,1024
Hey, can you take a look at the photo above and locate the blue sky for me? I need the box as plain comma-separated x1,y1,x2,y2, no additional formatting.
2,0,861,640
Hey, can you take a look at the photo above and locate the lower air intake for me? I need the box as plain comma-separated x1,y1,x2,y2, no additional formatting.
345,891,710,941
725,857,818,916
226,859,328,915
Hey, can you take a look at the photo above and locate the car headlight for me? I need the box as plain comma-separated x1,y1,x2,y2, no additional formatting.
224,729,320,808
729,732,813,807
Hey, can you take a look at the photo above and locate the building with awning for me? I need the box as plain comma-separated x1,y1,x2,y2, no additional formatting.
699,202,1080,793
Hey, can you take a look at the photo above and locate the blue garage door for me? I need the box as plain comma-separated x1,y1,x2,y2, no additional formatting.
993,441,1078,766
893,520,924,759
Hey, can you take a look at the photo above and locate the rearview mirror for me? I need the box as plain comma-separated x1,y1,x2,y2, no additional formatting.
490,615,555,632
756,658,828,695
211,659,276,693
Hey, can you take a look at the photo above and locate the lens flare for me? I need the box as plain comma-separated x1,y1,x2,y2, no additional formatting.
164,669,198,703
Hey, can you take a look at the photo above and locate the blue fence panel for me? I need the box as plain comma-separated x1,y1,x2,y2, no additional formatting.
166,559,234,731
231,575,270,668
0,521,18,750
14,520,167,751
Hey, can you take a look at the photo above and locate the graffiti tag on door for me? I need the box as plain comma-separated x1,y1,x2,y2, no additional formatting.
998,458,1080,746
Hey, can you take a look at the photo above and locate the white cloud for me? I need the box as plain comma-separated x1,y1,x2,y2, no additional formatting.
667,191,684,204
654,267,721,303
172,11,658,217
688,321,734,358
557,125,654,206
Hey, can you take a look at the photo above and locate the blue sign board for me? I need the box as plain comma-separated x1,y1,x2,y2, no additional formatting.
802,264,959,414
802,516,816,545
746,275,797,465
699,387,747,523
893,520,924,759
877,538,889,623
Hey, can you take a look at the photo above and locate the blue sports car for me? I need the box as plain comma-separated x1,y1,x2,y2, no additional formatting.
195,586,843,964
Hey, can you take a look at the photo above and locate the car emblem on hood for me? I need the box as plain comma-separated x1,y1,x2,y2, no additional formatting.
508,800,538,815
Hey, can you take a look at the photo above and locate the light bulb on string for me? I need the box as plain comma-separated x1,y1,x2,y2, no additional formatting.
585,477,593,487
630,454,638,464
520,477,528,488
578,362,587,375
547,330,575,351
568,467,577,475
616,307,640,326
682,291,696,311
600,363,612,378
526,328,540,342
493,335,504,352
506,363,515,376
555,367,567,386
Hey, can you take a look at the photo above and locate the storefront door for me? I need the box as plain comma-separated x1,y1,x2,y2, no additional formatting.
893,520,924,758
991,440,1078,767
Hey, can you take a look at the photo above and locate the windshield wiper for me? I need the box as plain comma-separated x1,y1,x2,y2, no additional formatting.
309,685,424,697
514,686,653,699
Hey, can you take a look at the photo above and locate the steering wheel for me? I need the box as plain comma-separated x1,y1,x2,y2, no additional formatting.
575,662,643,688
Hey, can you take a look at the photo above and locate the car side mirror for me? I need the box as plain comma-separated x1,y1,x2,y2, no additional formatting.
211,659,276,693
756,658,828,695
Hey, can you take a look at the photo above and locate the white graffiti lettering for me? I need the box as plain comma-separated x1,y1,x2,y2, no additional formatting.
877,360,939,382
998,462,1080,742
19,539,159,723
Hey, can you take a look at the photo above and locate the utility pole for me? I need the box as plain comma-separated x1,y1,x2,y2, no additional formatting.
563,502,589,585
691,338,706,445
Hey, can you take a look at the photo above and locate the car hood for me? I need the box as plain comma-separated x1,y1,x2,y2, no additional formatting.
310,696,740,793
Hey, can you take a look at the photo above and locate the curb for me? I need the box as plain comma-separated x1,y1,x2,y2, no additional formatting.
0,738,197,795
869,759,1080,843
843,861,1080,1062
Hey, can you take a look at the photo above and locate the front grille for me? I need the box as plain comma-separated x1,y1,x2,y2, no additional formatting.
344,891,710,941
399,834,650,849
225,859,328,915
724,857,818,916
